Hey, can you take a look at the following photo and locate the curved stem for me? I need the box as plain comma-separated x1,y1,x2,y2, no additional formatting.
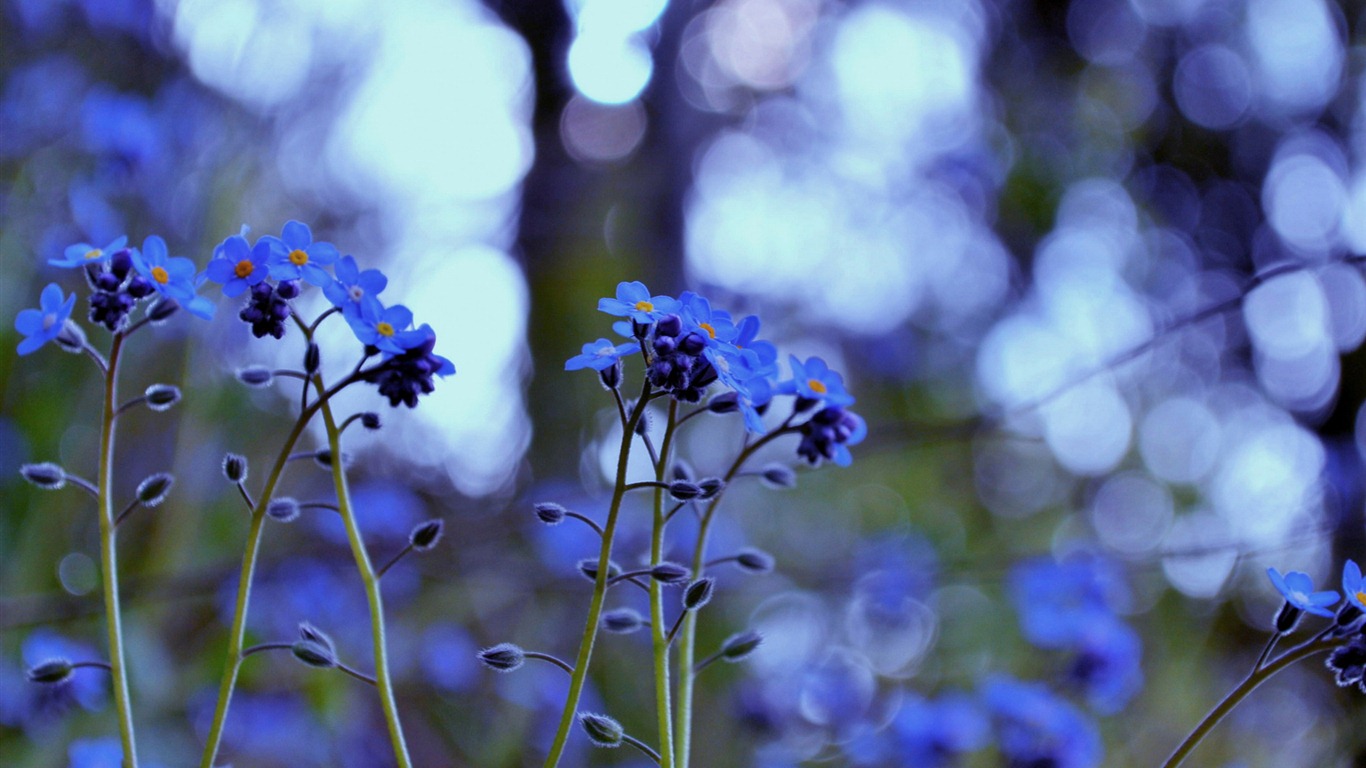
1162,636,1345,768
315,381,412,767
674,423,797,768
199,381,348,768
96,332,138,767
543,382,651,768
650,400,679,767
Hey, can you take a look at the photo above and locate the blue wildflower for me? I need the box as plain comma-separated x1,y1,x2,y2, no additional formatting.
984,676,1102,768
566,338,639,372
887,693,988,768
1068,617,1143,714
132,235,213,319
48,235,127,268
204,234,270,298
598,281,681,323
679,291,737,346
15,284,75,355
1010,556,1124,649
265,220,339,286
781,355,855,407
1267,568,1338,618
323,255,387,319
347,300,425,355
1344,560,1366,611
360,324,455,408
732,314,778,366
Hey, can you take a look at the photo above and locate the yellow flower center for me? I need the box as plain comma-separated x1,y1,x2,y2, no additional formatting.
808,379,828,394
377,322,395,337
234,259,255,279
289,249,309,266
84,248,103,260
634,300,654,313
1356,591,1366,605
151,266,170,284
699,322,716,339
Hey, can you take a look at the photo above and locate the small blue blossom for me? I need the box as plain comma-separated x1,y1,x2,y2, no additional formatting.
1068,617,1143,714
204,234,270,298
1010,556,1124,649
887,693,988,768
984,676,1102,768
323,255,387,319
1343,560,1366,611
781,355,855,407
48,235,127,268
732,314,778,366
566,338,639,371
597,281,681,323
69,737,166,768
14,284,75,355
1267,568,1339,618
133,235,213,319
266,220,339,286
679,291,737,345
347,300,425,355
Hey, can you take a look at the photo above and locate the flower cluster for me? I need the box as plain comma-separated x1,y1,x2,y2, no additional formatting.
17,222,454,409
569,280,866,465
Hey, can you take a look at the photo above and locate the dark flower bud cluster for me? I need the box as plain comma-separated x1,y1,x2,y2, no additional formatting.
796,406,866,466
239,282,292,339
360,326,456,408
85,249,145,331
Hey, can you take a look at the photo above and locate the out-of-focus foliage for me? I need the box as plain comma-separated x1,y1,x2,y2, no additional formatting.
6,0,1366,766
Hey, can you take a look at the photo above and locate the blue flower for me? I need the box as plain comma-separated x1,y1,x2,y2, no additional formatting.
679,291,737,345
14,284,75,355
1010,556,1123,649
984,676,1102,768
732,314,778,366
597,281,681,323
1068,617,1143,714
132,235,213,319
265,220,339,286
566,338,639,371
1267,568,1339,617
204,234,270,298
781,355,855,407
887,693,988,768
360,324,455,408
48,235,126,268
1344,560,1366,611
346,300,425,355
323,255,387,319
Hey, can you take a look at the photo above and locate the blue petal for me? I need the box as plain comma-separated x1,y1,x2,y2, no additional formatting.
282,220,312,250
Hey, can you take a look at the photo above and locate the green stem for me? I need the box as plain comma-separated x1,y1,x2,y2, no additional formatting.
674,423,796,768
316,382,413,767
650,400,678,767
1162,636,1345,768
98,332,138,768
199,388,338,768
543,384,650,768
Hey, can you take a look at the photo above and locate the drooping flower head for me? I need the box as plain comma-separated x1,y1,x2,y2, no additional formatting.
598,281,681,324
48,235,127,268
15,283,76,355
265,220,339,286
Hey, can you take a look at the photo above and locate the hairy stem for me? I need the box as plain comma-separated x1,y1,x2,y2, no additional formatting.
650,400,679,766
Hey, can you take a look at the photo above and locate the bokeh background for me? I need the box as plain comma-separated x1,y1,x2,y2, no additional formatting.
4,0,1366,765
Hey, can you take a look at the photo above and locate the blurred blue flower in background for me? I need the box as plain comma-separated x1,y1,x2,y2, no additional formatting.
984,675,1102,768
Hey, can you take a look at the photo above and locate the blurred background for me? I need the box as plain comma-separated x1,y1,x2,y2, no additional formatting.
4,0,1366,765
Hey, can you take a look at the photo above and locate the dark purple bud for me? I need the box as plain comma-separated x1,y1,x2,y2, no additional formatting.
222,453,248,482
707,392,740,414
360,412,382,430
267,497,300,523
697,477,724,500
683,578,715,611
601,608,646,634
126,276,155,299
136,473,174,507
735,548,775,574
578,558,622,582
27,658,74,684
409,519,444,551
144,384,181,411
291,639,337,669
759,463,796,489
598,360,622,390
653,335,677,356
721,630,763,662
679,332,706,356
276,279,302,300
650,562,691,585
304,342,321,375
147,298,178,322
20,462,67,490
672,460,694,481
579,713,624,748
668,480,703,501
477,643,525,672
535,502,567,525
109,249,133,280
656,314,683,337
95,272,123,292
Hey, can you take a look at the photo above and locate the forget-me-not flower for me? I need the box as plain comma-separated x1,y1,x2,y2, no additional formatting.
15,284,75,355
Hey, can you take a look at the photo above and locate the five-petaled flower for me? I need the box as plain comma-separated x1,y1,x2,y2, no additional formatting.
266,220,339,286
1267,568,1339,617
15,283,76,355
133,235,214,319
347,300,425,355
781,355,855,407
205,235,270,297
324,255,387,320
566,338,639,372
1343,560,1366,611
598,281,681,324
48,236,127,269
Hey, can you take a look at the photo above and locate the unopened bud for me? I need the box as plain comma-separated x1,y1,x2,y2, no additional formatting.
707,392,740,414
298,622,336,654
312,449,349,470
759,463,796,489
20,462,67,490
291,640,337,669
667,481,703,501
579,712,624,748
56,320,86,353
697,477,724,500
535,502,567,525
267,497,300,523
735,548,775,574
222,453,248,483
147,298,178,322
303,343,321,375
598,360,622,390
650,562,691,585
720,630,763,662
236,366,274,387
682,578,715,611
578,559,622,582
409,520,444,551
135,473,174,507
144,384,181,411
477,642,525,672
26,658,74,684
601,608,646,634
360,412,381,430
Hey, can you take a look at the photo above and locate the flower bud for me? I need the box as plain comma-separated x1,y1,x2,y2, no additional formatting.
601,608,646,634
26,658,74,684
222,453,248,483
477,642,525,672
291,639,337,669
144,384,181,412
237,366,274,387
312,449,349,470
598,360,622,390
682,578,715,611
650,562,691,585
135,473,174,507
578,712,624,748
707,392,740,414
409,519,444,551
667,481,703,501
672,460,694,481
267,497,300,523
720,630,763,662
535,502,567,525
20,462,67,490
56,320,87,353
656,314,682,337
697,477,725,500
303,342,321,375
360,412,382,430
735,548,775,574
147,298,178,322
578,559,622,582
276,279,302,300
298,622,336,654
759,463,796,489
1274,602,1304,635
